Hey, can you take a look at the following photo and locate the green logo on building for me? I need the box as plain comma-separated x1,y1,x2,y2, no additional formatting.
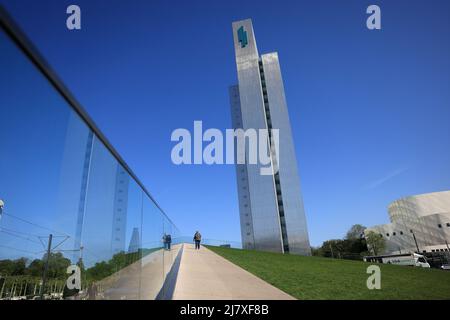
237,26,248,48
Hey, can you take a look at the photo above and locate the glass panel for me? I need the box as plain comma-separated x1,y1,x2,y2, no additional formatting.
140,197,164,300
0,27,77,300
0,25,181,300
81,154,143,300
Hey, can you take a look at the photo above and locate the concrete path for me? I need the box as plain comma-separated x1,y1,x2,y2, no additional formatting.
172,244,295,300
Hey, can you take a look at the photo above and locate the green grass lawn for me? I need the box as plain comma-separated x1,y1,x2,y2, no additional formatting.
206,246,450,300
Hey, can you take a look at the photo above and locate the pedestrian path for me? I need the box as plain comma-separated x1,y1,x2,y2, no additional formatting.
172,243,295,300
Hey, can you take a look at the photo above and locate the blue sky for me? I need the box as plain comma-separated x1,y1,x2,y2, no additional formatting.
1,0,450,246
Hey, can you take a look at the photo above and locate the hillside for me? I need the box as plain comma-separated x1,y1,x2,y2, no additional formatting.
207,246,450,300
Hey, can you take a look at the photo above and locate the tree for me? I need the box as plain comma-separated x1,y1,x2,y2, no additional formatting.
365,231,385,255
316,239,345,258
46,252,71,279
86,261,113,280
314,234,369,260
11,258,26,275
345,224,366,240
26,252,71,279
0,258,27,276
27,259,44,277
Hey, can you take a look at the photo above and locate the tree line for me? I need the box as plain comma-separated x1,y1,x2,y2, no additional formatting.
311,224,386,259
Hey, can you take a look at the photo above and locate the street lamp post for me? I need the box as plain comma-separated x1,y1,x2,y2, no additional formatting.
410,229,420,253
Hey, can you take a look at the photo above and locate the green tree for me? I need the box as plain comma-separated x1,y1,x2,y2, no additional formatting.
318,239,345,258
46,252,71,279
86,261,113,280
0,258,27,276
26,252,71,279
311,247,321,256
345,224,366,240
314,236,368,260
27,259,44,277
365,231,385,255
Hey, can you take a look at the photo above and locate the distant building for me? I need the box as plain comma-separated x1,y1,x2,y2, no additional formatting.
365,191,450,254
73,131,94,262
111,165,130,255
128,227,141,253
229,19,311,255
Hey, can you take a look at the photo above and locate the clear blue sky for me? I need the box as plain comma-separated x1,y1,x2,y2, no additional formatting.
1,0,449,246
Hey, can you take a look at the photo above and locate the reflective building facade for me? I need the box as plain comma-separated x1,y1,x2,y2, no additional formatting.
0,9,181,300
229,19,311,255
365,191,450,255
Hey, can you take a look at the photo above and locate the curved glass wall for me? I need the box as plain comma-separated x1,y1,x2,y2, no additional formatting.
0,16,181,300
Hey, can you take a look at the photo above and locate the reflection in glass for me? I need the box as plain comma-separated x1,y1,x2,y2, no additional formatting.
0,23,180,300
140,197,164,300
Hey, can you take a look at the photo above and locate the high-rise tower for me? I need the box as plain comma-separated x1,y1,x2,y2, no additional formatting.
230,19,311,255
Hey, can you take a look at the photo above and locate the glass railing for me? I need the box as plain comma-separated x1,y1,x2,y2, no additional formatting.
0,7,181,300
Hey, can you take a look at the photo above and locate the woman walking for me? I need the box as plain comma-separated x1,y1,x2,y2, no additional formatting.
193,231,202,250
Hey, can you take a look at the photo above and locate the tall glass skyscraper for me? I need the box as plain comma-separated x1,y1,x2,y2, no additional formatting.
229,19,311,255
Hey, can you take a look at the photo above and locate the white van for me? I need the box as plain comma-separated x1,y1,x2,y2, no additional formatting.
364,253,430,268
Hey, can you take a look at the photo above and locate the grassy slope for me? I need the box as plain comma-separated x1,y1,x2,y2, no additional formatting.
207,246,450,300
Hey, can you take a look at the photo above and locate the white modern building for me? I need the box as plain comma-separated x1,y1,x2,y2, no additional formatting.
365,191,450,255
229,19,311,255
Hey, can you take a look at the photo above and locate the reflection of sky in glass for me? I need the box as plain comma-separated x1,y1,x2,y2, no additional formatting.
78,138,117,265
0,27,180,271
0,29,70,261
56,113,91,261
0,21,183,299
142,198,163,250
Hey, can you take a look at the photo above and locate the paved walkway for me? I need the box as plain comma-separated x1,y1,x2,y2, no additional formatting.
172,244,295,300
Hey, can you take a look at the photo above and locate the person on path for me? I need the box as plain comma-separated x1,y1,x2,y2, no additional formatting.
193,231,201,250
